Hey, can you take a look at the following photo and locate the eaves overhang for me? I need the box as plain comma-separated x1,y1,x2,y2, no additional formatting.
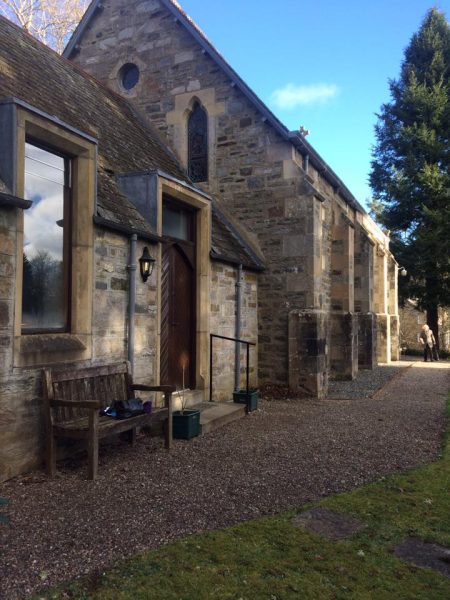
0,192,32,209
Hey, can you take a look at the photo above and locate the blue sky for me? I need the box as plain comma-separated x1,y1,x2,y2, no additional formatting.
176,0,449,208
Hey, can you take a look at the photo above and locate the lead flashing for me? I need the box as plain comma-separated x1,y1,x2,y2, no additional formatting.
0,97,98,144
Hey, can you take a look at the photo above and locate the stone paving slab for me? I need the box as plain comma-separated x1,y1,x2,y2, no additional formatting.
395,537,450,579
293,507,366,540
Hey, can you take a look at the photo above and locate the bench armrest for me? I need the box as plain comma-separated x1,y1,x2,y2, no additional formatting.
50,399,102,409
132,384,176,393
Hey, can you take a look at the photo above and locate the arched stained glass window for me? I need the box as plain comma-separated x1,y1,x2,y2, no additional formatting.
188,102,208,182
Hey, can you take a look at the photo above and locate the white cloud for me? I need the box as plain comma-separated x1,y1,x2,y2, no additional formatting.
24,187,64,260
270,83,339,109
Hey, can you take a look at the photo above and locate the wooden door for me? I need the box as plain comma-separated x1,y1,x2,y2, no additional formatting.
160,242,196,389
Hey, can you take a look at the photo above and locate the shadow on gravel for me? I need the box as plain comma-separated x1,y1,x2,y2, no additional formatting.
328,364,408,400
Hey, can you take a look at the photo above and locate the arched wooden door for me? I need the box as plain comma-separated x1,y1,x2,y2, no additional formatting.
160,242,196,389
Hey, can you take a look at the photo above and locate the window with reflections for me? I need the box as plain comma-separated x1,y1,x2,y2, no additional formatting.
188,102,208,182
22,142,71,333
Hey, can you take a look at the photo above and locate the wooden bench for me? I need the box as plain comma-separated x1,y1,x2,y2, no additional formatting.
43,361,174,480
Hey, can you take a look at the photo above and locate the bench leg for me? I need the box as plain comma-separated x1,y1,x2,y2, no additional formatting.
88,411,99,480
128,427,136,446
46,431,56,478
165,392,173,450
88,432,98,480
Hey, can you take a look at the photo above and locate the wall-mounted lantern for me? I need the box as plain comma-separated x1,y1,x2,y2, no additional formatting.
139,246,155,282
398,266,407,277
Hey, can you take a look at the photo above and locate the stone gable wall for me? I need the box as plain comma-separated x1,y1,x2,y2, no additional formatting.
73,0,339,385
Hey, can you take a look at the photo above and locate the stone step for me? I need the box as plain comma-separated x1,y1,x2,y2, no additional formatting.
171,389,205,412
197,401,246,434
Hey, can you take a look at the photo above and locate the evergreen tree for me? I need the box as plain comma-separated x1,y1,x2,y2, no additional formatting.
370,8,450,345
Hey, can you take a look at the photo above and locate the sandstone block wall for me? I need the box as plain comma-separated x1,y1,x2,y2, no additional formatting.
399,303,450,352
0,205,41,481
354,225,373,314
357,313,377,370
399,303,425,351
288,309,328,398
73,0,339,388
329,312,358,380
0,218,159,481
93,229,158,384
0,200,258,480
209,262,258,401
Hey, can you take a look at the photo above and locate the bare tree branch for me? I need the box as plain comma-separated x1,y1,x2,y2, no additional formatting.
0,0,89,53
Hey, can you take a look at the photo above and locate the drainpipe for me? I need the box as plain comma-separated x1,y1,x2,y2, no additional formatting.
303,153,310,174
234,264,243,392
127,234,137,374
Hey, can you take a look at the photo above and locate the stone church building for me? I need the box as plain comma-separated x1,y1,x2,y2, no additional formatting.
0,1,399,481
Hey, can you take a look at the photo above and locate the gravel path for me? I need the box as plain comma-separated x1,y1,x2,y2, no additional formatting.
1,361,449,599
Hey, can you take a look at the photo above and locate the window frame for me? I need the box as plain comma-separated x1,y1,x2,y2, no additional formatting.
187,101,208,183
21,138,73,335
13,107,96,367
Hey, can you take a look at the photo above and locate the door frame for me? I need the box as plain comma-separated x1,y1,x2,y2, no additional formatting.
156,176,211,392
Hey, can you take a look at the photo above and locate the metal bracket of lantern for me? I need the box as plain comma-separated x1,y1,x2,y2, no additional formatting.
139,246,156,282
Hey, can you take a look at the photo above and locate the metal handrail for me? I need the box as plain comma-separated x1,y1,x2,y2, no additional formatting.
209,334,256,406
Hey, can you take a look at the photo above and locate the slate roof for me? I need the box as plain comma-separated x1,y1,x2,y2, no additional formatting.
0,16,264,269
211,201,265,271
65,0,367,215
0,15,186,234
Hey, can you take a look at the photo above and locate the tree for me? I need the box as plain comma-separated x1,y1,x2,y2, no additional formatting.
0,0,88,53
370,8,450,345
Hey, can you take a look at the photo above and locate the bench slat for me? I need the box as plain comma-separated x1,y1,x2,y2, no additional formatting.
49,363,129,383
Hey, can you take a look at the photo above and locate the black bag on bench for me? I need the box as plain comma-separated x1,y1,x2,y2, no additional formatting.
114,398,144,419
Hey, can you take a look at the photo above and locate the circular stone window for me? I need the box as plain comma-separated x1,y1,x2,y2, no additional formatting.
119,63,140,91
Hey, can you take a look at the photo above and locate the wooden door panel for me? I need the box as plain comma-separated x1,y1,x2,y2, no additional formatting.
160,246,171,386
160,244,195,389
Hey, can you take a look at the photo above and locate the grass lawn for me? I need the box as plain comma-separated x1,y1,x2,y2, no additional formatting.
35,398,450,600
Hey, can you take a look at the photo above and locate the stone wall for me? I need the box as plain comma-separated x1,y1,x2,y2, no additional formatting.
399,303,425,351
0,205,38,481
209,262,258,401
0,204,259,480
0,219,160,482
73,0,338,390
354,225,373,314
93,230,158,384
399,302,450,352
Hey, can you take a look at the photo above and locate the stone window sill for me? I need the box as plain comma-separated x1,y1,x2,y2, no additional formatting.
14,333,91,368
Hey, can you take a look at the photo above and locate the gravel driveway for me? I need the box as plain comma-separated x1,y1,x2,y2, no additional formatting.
1,360,449,599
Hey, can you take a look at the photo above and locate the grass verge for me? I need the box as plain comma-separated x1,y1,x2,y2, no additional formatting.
35,397,450,600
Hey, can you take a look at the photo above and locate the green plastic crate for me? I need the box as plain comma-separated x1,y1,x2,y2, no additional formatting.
172,409,201,439
233,389,259,412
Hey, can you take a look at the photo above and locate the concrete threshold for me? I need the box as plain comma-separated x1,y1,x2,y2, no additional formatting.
193,401,246,434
